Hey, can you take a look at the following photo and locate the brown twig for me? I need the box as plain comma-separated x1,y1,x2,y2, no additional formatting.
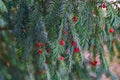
0,27,13,31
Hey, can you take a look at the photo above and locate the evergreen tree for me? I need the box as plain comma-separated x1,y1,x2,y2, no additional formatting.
0,0,120,80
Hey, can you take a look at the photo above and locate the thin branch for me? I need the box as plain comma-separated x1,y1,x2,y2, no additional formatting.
0,27,13,31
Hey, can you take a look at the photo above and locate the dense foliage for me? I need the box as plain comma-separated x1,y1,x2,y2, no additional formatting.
0,0,120,80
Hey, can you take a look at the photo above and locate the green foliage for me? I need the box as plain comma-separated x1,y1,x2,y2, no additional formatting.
0,0,7,12
0,0,120,80
27,0,34,6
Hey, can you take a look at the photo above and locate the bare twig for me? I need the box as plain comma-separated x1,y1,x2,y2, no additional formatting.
0,27,13,31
